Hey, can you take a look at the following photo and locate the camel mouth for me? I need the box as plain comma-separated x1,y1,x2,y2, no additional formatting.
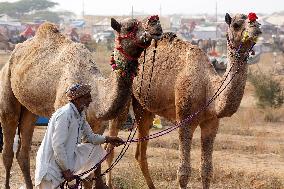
247,35,259,44
242,29,261,44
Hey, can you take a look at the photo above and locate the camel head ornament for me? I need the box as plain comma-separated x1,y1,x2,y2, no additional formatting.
225,13,262,55
110,16,163,80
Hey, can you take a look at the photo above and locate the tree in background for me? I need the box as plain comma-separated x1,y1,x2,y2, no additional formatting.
248,70,283,122
0,0,57,18
0,0,74,23
248,71,283,108
22,10,75,23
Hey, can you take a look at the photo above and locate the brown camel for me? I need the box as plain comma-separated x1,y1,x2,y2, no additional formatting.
105,13,261,189
0,16,162,189
0,32,14,51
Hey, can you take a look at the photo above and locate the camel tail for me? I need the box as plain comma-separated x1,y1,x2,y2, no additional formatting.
12,106,24,154
0,124,3,153
13,127,20,154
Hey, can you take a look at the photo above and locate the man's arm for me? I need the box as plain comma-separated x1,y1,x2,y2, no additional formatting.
82,122,106,145
82,121,125,146
51,112,70,171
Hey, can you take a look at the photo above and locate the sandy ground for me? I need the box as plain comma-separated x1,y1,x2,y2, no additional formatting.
0,51,283,188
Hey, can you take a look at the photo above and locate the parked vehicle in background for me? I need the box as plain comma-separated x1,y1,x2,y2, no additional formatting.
93,30,114,43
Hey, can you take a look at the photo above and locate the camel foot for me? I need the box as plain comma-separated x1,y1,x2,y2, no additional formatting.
94,179,109,189
177,174,190,189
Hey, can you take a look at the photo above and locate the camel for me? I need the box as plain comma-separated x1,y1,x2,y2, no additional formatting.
0,16,162,189
105,13,261,189
197,38,216,53
0,32,15,51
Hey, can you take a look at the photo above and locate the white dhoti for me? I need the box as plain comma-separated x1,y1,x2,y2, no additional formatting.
74,143,106,177
36,180,57,189
36,143,106,189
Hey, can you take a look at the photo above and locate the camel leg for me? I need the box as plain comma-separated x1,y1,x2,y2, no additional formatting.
106,102,130,188
133,98,155,189
82,172,94,189
87,115,110,188
2,117,19,189
176,121,197,189
174,76,201,189
105,119,119,189
200,118,219,189
16,108,36,189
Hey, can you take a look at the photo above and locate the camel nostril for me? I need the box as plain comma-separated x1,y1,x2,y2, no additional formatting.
255,30,262,35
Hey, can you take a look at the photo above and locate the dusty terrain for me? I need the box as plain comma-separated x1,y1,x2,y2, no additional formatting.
0,50,283,189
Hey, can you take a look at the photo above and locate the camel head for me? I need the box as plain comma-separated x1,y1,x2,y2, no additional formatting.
225,13,262,53
110,16,163,80
111,16,162,54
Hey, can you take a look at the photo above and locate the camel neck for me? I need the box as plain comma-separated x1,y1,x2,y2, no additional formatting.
215,42,249,118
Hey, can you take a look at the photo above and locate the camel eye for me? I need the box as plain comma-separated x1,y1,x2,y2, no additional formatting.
126,26,133,32
233,23,240,29
150,20,158,24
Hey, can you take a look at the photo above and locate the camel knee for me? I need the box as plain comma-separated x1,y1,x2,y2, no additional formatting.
135,143,148,161
2,144,14,161
177,164,191,177
16,151,30,165
135,149,147,162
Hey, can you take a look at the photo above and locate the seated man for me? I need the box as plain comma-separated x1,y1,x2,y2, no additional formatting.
35,83,124,189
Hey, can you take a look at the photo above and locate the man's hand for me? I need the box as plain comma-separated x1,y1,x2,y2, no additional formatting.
105,136,125,147
62,169,75,182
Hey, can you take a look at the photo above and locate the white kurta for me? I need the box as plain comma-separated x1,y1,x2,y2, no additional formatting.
35,103,106,188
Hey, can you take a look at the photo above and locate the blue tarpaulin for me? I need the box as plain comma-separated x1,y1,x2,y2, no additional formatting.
35,116,49,126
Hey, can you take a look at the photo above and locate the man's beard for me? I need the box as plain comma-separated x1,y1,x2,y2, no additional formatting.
82,106,88,112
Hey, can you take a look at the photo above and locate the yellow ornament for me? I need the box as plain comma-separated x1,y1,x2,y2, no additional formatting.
242,31,250,42
153,116,163,129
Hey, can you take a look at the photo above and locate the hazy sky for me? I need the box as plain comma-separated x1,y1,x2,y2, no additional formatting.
2,0,284,16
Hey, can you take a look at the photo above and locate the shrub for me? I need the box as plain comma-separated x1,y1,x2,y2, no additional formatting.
248,71,283,108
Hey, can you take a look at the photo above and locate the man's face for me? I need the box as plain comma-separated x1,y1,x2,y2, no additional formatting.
76,93,92,108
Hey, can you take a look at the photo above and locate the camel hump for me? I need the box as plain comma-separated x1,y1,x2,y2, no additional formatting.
35,22,61,39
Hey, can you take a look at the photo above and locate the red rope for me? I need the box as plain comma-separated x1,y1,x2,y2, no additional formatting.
115,21,148,61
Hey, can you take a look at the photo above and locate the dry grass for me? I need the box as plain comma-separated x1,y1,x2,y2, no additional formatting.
0,52,283,188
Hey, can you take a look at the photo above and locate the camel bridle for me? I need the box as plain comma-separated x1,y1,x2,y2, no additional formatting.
109,17,160,81
115,21,149,61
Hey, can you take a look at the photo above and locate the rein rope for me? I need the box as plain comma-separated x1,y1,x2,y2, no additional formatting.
79,40,159,184
143,40,158,107
127,40,256,143
138,40,158,107
63,32,256,189
62,19,159,188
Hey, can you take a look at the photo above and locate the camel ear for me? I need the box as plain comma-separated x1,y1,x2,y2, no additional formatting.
111,18,121,33
225,13,232,25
